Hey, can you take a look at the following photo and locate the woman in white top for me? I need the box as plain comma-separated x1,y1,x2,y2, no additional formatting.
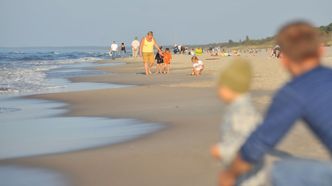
131,37,140,58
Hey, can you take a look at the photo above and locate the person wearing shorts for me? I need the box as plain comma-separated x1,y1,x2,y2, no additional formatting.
140,31,162,75
155,46,164,74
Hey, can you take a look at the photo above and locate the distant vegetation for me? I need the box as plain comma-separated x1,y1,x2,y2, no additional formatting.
319,23,332,45
190,22,332,49
319,23,332,33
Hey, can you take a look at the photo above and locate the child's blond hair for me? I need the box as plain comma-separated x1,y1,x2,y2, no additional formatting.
218,58,252,94
191,56,199,63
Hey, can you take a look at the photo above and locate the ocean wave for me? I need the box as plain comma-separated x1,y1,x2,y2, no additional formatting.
0,67,54,95
0,61,102,95
0,50,108,62
0,48,110,95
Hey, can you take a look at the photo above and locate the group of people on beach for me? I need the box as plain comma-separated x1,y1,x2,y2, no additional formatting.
211,21,332,186
133,31,205,76
138,31,167,75
109,41,127,59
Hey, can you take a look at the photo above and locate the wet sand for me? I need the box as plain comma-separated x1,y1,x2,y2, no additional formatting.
2,49,332,186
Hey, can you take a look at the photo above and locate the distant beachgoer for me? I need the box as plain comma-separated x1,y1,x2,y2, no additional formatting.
195,48,203,56
219,21,332,186
177,45,182,54
190,49,195,56
121,43,126,55
131,37,140,58
232,49,241,56
211,59,266,186
181,46,185,54
162,48,172,74
110,41,118,59
191,56,204,76
173,44,180,54
208,47,213,55
140,31,162,75
272,45,281,58
155,46,164,74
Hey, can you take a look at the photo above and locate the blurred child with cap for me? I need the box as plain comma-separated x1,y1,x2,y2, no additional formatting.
211,58,265,186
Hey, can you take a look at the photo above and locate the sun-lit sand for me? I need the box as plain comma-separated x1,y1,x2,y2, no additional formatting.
3,48,332,186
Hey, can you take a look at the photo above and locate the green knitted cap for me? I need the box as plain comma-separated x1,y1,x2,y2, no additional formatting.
218,58,252,93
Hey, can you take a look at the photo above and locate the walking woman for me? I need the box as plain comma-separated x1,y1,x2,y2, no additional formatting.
140,31,162,75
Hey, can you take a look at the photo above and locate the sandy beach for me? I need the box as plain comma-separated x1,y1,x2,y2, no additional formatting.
2,49,332,186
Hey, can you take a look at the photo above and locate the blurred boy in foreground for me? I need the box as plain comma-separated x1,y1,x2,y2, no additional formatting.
219,21,332,186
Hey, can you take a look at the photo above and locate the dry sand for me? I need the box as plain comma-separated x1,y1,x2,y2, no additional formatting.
2,49,332,186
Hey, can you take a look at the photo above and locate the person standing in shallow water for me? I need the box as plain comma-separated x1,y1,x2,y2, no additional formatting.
110,41,118,60
140,31,162,75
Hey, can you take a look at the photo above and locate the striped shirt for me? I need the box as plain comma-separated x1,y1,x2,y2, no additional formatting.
241,66,332,163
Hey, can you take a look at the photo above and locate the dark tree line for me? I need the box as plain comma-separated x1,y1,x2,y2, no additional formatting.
188,22,332,49
319,23,332,33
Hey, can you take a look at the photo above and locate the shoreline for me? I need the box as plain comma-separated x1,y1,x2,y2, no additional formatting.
2,52,332,186
0,60,166,161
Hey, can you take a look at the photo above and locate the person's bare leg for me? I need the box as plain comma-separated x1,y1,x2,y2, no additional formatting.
149,62,154,74
199,69,204,75
163,64,167,74
162,64,165,74
149,64,152,75
194,70,199,76
144,62,149,75
159,64,162,74
155,64,160,74
167,64,170,74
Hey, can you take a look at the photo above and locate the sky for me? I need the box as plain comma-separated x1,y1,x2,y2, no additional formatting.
0,0,331,47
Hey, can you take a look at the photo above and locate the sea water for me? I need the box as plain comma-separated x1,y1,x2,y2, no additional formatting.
0,97,162,160
0,165,70,186
0,47,161,186
0,47,131,95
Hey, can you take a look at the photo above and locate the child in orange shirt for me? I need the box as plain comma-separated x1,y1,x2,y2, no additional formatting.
163,48,172,74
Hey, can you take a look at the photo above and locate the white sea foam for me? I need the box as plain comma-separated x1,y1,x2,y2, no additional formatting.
0,56,104,95
0,66,58,95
